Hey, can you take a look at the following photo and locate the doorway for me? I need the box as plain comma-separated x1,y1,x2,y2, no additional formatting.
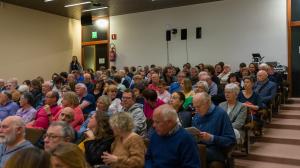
82,44,109,71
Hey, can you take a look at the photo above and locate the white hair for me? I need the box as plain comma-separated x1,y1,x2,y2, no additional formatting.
195,81,209,93
18,84,29,93
157,104,178,122
225,83,240,95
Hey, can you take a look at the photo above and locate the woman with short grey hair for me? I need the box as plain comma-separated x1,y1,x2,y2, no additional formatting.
194,81,209,93
101,112,146,168
219,83,247,143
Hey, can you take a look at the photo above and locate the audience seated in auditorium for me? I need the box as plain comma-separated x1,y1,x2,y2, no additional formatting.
121,89,147,136
75,83,96,116
145,104,200,168
0,116,33,167
4,147,51,168
50,143,89,168
27,91,61,130
78,111,114,167
44,121,75,152
0,91,19,120
101,112,146,168
16,92,37,124
192,92,236,166
219,83,247,143
169,92,192,128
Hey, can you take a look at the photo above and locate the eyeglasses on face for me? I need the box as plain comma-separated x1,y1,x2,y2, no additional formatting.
43,133,63,140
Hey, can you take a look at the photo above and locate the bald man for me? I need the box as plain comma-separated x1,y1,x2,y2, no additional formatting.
145,104,200,168
254,70,277,106
192,92,235,166
0,116,33,167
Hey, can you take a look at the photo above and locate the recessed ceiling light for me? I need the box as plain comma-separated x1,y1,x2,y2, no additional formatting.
82,7,108,12
44,0,54,2
64,1,91,8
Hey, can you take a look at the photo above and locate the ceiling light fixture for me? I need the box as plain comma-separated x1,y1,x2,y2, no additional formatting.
82,7,108,12
44,0,54,2
64,1,91,8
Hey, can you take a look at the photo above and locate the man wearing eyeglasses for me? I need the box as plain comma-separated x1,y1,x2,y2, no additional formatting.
121,89,146,136
0,116,33,167
43,121,75,152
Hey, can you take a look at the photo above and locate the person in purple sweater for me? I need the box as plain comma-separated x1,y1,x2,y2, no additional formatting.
145,104,200,168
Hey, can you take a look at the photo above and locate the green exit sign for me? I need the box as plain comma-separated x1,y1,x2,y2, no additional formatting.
92,32,97,39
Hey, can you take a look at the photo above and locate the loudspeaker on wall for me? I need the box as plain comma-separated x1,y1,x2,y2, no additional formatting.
196,27,202,39
181,29,187,40
81,13,93,26
166,30,171,41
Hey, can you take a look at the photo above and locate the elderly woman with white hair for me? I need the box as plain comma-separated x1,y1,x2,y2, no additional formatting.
219,83,247,143
194,81,209,94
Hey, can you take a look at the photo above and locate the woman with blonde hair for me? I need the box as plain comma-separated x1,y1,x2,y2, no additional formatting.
51,143,89,168
53,91,84,131
101,112,146,168
180,78,195,109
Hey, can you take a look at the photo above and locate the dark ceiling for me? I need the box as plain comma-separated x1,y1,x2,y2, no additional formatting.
1,0,221,20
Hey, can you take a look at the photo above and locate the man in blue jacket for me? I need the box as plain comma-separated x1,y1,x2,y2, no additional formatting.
145,104,201,168
192,92,236,165
254,70,277,106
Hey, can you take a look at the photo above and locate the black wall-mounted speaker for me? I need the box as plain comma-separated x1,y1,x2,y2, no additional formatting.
196,27,202,39
166,30,171,41
81,13,93,26
181,29,187,40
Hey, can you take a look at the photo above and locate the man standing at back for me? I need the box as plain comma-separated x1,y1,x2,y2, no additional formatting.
0,116,33,167
145,104,200,168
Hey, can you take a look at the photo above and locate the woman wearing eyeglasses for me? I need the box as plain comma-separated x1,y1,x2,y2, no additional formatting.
169,91,192,128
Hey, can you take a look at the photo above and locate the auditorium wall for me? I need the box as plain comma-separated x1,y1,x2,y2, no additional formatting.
110,0,287,71
0,3,81,81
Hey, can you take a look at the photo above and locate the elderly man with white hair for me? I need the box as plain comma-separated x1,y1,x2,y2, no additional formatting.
75,83,96,116
254,70,277,106
0,116,33,167
219,83,247,143
145,104,200,168
192,92,236,166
